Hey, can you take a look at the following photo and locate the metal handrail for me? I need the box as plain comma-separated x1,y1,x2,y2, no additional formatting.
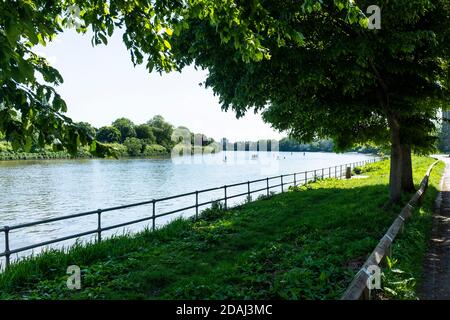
0,157,381,268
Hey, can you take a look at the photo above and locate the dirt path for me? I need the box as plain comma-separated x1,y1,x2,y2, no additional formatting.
419,155,450,299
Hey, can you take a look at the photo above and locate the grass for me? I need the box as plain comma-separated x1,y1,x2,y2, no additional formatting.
0,156,444,300
378,158,445,299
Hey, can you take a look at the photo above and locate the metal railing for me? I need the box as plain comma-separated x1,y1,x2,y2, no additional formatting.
0,157,381,269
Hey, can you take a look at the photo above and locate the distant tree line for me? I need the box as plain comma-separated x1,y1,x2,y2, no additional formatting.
219,137,380,154
278,138,380,154
74,115,221,157
0,116,218,159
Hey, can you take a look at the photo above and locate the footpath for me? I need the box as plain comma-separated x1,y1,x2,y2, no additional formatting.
420,155,450,299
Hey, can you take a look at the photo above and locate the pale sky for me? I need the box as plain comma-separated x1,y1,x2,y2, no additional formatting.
36,29,285,142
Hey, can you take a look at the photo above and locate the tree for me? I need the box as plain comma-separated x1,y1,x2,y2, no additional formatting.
135,124,156,144
96,126,121,143
124,137,143,156
147,115,174,149
0,0,267,156
170,0,450,202
3,0,449,202
76,122,96,139
112,118,136,143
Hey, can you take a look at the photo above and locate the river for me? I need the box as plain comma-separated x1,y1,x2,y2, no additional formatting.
0,151,374,266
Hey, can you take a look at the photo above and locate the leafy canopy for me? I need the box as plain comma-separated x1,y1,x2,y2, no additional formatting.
3,0,447,157
171,0,450,153
1,0,284,155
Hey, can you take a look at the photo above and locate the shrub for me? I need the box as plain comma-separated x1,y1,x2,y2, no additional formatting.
96,126,121,143
143,144,167,156
124,137,144,156
135,124,156,143
105,143,128,157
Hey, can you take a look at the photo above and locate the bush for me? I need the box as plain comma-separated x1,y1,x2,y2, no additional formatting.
353,167,362,175
105,143,128,157
143,144,167,156
112,118,136,143
124,137,144,156
96,126,121,143
0,141,12,152
135,124,156,143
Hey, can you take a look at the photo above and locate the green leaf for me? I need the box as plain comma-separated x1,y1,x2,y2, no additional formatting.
163,39,171,50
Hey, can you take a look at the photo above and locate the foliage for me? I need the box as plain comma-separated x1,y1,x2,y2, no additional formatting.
0,116,217,159
278,137,382,153
123,137,143,157
135,124,156,144
147,115,174,150
0,156,441,300
0,0,279,156
75,122,96,139
96,126,121,143
170,0,450,200
104,143,127,157
377,158,444,299
112,118,136,143
172,0,450,152
143,144,167,157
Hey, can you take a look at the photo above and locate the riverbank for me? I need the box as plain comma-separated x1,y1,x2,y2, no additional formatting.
0,142,225,161
0,156,443,299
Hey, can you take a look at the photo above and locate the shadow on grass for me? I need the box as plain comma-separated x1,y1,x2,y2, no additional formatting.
0,182,438,300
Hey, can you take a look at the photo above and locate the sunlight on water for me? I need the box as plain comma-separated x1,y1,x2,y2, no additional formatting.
0,151,374,266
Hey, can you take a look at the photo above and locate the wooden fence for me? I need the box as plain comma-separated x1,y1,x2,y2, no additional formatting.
341,160,440,300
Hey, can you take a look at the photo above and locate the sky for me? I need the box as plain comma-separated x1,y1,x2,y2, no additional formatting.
36,29,285,142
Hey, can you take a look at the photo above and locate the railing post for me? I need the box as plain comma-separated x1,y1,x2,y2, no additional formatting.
329,167,331,178
266,178,269,196
305,171,307,184
294,173,297,187
281,175,284,193
322,168,324,179
224,186,228,210
4,226,10,269
247,181,251,199
97,209,102,243
314,170,317,181
346,167,352,179
195,191,199,220
152,199,156,231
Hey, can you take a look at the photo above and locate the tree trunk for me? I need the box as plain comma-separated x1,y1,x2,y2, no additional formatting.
400,144,415,193
388,114,403,203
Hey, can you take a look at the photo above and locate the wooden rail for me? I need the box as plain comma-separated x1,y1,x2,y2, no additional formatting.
341,160,440,300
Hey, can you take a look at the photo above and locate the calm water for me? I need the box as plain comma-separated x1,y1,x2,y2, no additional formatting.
0,151,374,265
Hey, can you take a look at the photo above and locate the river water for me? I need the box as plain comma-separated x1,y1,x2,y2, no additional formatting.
0,151,374,266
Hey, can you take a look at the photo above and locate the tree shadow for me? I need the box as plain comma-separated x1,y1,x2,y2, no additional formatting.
419,190,450,299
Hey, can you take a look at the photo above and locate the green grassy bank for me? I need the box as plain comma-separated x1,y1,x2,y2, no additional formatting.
0,157,444,299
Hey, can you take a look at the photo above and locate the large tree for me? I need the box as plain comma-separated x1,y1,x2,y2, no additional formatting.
147,115,174,149
0,0,268,157
2,0,449,202
170,0,450,202
112,117,136,143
